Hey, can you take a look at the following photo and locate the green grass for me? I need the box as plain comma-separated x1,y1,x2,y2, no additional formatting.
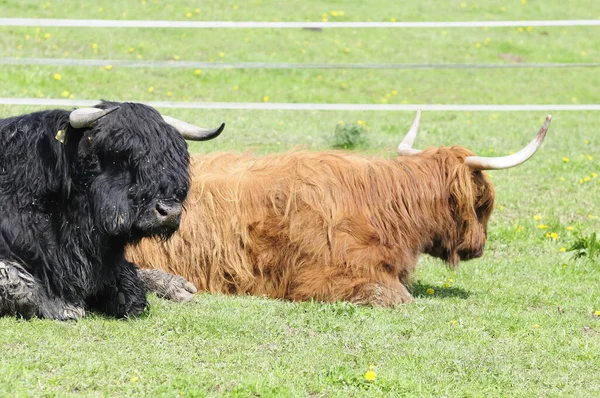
2,1,600,396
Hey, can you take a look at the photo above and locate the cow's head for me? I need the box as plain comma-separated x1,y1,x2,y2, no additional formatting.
398,110,551,267
65,101,224,241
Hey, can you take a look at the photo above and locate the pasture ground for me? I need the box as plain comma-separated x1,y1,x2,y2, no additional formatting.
1,1,600,396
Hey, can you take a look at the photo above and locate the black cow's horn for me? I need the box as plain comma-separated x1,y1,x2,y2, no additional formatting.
162,115,225,141
69,106,120,129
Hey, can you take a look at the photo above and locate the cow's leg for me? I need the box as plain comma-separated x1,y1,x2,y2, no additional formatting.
137,269,197,302
88,260,147,318
347,281,413,306
0,260,39,319
291,264,413,307
0,261,85,320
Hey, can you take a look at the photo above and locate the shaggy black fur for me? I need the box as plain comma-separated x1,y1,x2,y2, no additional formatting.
0,102,192,320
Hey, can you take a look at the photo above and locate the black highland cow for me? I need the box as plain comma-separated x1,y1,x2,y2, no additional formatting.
0,101,224,320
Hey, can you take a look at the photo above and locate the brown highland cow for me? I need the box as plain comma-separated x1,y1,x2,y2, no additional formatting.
131,111,551,306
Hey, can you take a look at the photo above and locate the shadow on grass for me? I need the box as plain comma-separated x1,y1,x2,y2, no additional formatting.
410,281,471,299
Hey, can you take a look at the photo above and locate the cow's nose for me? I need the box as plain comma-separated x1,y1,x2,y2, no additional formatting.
155,202,182,228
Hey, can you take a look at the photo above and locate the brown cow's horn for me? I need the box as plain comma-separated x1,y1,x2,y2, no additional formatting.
465,115,552,171
162,115,225,141
397,109,423,156
69,106,120,129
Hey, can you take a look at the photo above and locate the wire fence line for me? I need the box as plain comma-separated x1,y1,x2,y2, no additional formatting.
1,18,600,29
2,57,599,70
0,97,598,112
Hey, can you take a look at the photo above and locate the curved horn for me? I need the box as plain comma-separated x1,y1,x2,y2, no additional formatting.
397,109,423,156
69,106,119,129
162,115,225,141
464,115,552,171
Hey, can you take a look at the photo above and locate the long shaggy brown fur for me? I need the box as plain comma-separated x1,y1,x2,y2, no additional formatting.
127,147,495,306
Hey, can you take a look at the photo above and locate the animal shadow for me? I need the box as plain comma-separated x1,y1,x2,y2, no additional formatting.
410,281,471,299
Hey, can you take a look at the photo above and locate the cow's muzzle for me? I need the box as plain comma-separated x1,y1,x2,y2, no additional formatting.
154,201,182,230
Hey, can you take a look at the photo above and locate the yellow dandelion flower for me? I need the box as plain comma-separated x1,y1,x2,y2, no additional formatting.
588,214,596,219
586,155,593,160
581,51,587,56
53,73,61,81
484,37,491,45
344,48,350,53
263,96,269,102
550,232,558,240
148,86,154,93
442,31,447,36
218,52,225,57
475,42,481,48
449,319,457,325
390,17,396,22
233,5,239,10
560,177,565,181
195,8,200,13
592,173,597,178
500,6,506,11
526,26,532,32
128,47,135,53
533,214,542,220
173,55,180,60
364,370,376,381
97,7,103,12
233,85,239,90
580,179,585,184
572,97,578,103
185,12,192,17
317,75,322,80
17,44,22,50
595,310,600,316
460,2,466,8
322,17,328,22
521,0,527,5
517,27,524,32
426,288,435,295
559,247,566,252
532,324,540,328
497,205,504,210
130,377,139,383
92,43,98,49
137,54,143,59
61,91,69,97
380,98,388,103
563,157,569,163
330,11,338,16
166,91,172,97
25,34,30,40
584,176,591,182
194,69,202,75
104,65,112,71
44,33,51,39
537,224,549,229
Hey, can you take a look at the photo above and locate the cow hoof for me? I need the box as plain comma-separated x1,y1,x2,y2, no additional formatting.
38,299,86,321
138,269,197,302
162,274,197,302
61,305,86,321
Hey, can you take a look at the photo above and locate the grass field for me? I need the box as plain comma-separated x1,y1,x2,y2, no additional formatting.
1,1,600,397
